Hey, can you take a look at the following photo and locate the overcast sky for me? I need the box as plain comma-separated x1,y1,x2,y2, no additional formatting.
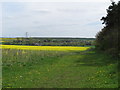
0,0,119,38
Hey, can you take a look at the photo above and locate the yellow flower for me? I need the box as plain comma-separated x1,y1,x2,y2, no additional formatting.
16,52,19,55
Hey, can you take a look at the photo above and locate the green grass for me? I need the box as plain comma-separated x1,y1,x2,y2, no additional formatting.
2,49,118,88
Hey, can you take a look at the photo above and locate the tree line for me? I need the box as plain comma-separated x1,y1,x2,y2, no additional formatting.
95,1,120,57
3,38,95,46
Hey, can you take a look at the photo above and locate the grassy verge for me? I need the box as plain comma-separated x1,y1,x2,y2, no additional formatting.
2,49,118,88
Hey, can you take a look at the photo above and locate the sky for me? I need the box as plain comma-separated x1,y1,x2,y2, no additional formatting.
0,0,119,38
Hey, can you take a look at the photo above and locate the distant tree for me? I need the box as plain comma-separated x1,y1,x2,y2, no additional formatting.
95,1,120,57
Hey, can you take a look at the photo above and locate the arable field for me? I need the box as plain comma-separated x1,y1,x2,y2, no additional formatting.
1,45,90,51
2,45,118,88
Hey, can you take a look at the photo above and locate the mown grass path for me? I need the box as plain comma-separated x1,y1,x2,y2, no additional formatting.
2,49,118,88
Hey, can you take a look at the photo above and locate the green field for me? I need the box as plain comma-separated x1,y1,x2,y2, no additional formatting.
1,1,119,88
2,48,118,88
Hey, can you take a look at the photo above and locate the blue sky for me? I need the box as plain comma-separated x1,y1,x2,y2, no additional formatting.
1,0,119,38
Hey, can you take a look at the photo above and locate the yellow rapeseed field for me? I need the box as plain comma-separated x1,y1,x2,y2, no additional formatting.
1,45,90,51
0,41,5,42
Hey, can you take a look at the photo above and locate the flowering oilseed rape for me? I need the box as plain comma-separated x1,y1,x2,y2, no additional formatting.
1,45,90,51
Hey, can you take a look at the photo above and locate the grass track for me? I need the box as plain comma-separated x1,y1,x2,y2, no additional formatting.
2,48,118,88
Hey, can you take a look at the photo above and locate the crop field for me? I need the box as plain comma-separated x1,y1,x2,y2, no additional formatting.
1,45,118,88
1,45,90,51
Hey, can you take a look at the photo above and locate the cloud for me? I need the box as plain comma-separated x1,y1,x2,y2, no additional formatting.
57,8,85,13
2,2,25,13
1,0,119,3
86,21,101,26
32,9,51,13
2,2,112,38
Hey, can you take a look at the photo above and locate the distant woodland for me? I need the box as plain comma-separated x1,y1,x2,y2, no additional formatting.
2,38,95,46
